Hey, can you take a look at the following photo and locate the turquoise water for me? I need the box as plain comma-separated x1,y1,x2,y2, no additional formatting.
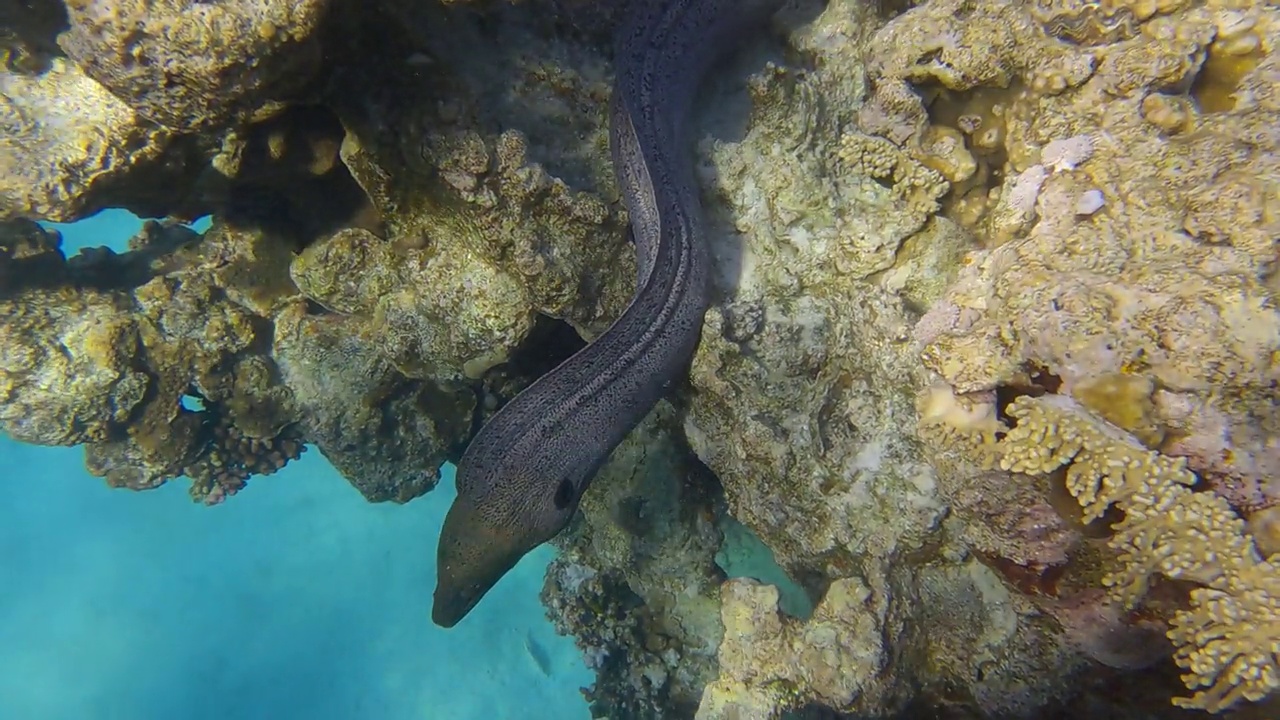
1,210,592,720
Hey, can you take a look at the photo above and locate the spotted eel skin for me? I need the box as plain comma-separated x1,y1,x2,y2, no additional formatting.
432,0,782,627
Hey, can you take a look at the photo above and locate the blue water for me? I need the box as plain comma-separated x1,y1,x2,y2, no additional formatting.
1,210,592,720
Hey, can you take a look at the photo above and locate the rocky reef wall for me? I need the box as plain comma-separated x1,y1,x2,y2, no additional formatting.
2,0,1278,717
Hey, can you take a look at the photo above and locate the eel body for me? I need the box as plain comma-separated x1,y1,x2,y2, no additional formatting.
432,0,781,628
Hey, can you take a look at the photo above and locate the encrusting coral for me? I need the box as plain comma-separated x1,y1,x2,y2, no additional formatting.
877,0,1280,711
58,0,331,132
894,0,1280,514
696,577,884,720
922,389,1279,712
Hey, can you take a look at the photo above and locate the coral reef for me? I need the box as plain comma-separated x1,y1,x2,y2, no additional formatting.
924,391,1279,713
856,0,1280,711
544,405,728,719
324,0,636,341
1,57,175,221
686,0,951,591
58,0,331,132
5,0,1280,716
887,0,1280,513
0,0,633,503
696,577,884,719
687,0,1279,713
0,215,470,503
677,1,1091,716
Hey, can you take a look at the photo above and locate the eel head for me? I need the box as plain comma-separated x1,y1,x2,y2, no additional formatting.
431,468,582,628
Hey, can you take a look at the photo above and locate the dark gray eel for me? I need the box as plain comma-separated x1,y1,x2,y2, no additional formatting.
432,0,782,628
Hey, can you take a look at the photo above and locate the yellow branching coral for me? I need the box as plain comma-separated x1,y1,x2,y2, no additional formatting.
921,389,1280,712
1169,559,1280,713
997,394,1196,524
1107,485,1254,609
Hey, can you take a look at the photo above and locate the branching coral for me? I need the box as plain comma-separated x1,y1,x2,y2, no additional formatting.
183,412,307,505
924,390,1279,712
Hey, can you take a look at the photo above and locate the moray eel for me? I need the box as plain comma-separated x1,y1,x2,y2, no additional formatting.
432,0,782,628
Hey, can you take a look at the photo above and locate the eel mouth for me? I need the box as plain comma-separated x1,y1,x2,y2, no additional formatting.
431,580,484,629
432,498,525,628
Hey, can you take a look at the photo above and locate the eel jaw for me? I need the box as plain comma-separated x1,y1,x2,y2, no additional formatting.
431,498,526,628
431,575,487,629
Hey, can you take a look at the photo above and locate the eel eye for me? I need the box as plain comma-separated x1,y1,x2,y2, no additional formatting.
553,478,575,510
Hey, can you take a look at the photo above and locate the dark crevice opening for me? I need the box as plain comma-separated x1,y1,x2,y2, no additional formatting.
462,315,588,449
505,314,588,380
1,0,69,74
994,362,1063,429
212,105,380,251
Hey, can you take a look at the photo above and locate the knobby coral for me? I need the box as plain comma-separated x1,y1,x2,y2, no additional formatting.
696,577,885,719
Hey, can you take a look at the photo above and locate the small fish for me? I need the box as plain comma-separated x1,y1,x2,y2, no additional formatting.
523,630,553,677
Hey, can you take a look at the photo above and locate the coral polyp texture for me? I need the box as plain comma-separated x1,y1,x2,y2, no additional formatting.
4,0,1280,716
924,391,1279,712
58,0,331,132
